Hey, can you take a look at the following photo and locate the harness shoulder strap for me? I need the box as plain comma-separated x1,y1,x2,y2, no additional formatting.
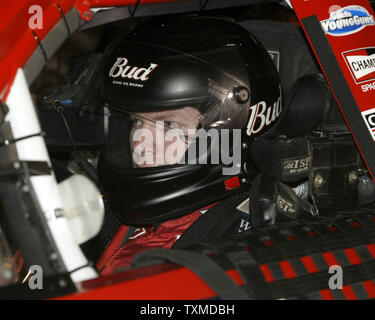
131,248,251,300
173,191,249,249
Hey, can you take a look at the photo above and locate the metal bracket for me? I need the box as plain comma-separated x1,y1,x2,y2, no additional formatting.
76,0,93,22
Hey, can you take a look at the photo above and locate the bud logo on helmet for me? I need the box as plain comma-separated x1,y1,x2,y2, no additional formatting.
246,96,282,137
320,5,375,36
109,57,158,81
343,47,375,84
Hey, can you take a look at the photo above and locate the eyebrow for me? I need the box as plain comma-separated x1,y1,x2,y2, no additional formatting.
141,111,187,123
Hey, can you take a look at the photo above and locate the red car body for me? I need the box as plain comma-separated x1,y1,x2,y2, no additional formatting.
1,0,375,300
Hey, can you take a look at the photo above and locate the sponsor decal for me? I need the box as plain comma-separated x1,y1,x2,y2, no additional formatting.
238,218,252,233
361,108,375,140
109,57,158,82
321,5,374,36
246,96,282,137
276,194,297,219
361,81,375,93
282,155,312,176
236,198,250,215
129,227,146,240
343,47,375,84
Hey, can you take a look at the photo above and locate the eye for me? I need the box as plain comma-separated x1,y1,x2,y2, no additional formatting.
133,118,143,127
165,121,179,129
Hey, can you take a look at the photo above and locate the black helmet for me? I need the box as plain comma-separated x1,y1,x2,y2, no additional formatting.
98,16,283,226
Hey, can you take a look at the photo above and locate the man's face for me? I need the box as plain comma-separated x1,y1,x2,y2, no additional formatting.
130,106,202,167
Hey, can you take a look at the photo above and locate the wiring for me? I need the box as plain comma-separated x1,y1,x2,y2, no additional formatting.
128,0,141,17
0,132,45,148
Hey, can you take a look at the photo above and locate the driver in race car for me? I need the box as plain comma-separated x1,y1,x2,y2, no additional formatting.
93,16,283,275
